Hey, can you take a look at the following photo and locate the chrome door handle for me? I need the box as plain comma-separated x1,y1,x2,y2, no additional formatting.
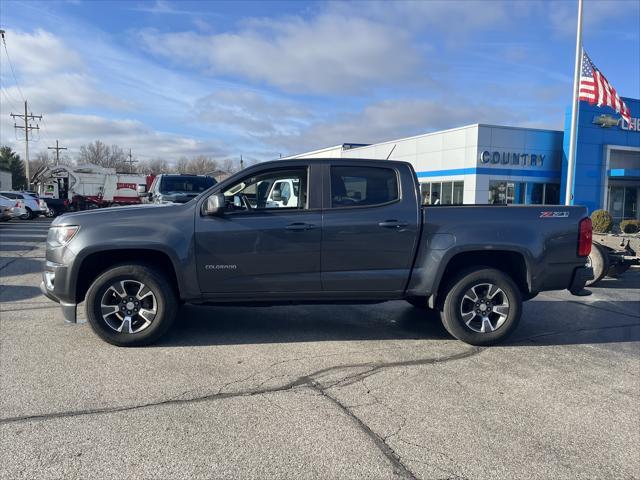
378,220,409,229
286,222,315,231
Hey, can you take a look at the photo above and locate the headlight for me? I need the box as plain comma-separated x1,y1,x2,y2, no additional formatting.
47,226,79,247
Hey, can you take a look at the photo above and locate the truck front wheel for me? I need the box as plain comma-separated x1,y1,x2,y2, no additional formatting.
85,264,178,347
441,268,522,346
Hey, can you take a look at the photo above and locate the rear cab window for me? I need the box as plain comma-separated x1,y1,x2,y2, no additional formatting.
330,166,399,208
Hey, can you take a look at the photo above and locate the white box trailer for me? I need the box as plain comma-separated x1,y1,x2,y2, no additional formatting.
32,164,151,210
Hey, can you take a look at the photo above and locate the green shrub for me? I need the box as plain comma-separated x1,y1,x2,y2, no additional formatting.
620,219,640,234
591,209,613,233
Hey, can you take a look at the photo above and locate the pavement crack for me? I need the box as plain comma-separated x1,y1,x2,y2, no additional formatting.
310,380,418,480
0,346,483,427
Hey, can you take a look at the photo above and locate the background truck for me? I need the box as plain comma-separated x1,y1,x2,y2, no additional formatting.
144,174,216,204
41,158,593,347
32,164,151,214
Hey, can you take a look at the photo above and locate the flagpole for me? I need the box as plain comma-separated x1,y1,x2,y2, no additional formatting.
565,0,584,205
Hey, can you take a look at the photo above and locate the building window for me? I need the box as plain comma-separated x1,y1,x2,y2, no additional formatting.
453,182,464,204
420,181,464,205
489,181,560,205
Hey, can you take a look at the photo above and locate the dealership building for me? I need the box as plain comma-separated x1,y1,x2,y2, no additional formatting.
287,97,639,222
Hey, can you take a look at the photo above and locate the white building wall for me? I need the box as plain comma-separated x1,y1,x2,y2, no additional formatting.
285,123,565,205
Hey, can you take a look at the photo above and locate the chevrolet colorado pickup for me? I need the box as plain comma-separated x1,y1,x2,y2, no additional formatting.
41,159,593,347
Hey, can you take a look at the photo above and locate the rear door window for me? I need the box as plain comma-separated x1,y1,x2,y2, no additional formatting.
330,166,399,208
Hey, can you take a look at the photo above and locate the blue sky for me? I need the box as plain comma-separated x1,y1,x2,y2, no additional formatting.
1,0,638,164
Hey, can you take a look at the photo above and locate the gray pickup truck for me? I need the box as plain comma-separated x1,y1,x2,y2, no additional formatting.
41,159,593,347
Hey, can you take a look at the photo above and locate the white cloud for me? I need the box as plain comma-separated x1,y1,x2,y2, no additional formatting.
194,89,311,137
1,112,227,161
0,29,84,76
139,13,423,94
271,98,544,156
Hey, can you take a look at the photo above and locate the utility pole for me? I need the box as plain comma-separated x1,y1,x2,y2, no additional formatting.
11,100,42,188
240,155,244,170
127,148,137,173
48,140,68,166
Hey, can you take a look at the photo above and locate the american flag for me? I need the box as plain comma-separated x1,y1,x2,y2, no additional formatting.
579,49,631,124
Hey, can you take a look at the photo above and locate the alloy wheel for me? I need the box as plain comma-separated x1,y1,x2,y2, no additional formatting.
100,280,157,334
459,282,510,333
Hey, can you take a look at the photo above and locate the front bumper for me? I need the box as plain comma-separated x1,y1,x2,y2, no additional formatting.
569,266,594,295
40,261,77,323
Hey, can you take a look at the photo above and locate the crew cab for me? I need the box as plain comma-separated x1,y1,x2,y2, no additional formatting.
41,159,593,347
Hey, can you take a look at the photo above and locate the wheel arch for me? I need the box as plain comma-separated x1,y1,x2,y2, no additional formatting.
433,249,530,309
74,248,181,304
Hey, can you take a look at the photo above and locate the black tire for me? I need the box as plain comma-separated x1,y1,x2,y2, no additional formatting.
85,263,178,347
585,242,609,287
441,267,522,346
405,296,432,309
46,207,56,218
20,207,34,220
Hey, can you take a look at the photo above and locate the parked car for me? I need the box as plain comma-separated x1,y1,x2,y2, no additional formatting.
145,174,216,204
0,194,27,220
22,191,50,216
41,158,593,347
0,191,47,219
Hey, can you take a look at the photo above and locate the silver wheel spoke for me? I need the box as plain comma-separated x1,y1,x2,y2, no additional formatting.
108,282,126,299
138,307,156,323
136,283,153,301
486,284,502,300
117,315,133,333
492,305,509,316
481,317,494,333
464,290,478,302
100,304,120,316
461,311,476,325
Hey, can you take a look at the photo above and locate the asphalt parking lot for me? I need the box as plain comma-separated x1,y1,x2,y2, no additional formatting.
1,217,639,480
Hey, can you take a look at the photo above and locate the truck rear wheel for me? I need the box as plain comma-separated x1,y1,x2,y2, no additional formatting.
441,268,522,346
85,264,178,347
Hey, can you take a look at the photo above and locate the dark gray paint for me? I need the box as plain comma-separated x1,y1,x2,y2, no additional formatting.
42,159,591,321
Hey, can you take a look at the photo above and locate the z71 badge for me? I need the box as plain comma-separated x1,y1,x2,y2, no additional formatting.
540,211,570,218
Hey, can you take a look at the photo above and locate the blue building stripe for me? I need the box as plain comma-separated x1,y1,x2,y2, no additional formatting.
609,168,640,178
416,167,562,178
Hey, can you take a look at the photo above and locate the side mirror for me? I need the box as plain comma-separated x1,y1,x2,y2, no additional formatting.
271,188,282,202
137,185,147,195
204,193,225,215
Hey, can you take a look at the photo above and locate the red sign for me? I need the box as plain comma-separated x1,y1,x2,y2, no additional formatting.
117,183,137,190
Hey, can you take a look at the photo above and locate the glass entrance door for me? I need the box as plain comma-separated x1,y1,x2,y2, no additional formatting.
608,185,639,221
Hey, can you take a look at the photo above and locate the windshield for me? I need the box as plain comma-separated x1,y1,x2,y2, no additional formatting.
159,176,215,194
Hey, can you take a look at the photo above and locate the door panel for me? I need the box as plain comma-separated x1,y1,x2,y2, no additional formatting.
195,211,321,293
195,165,321,293
321,165,420,292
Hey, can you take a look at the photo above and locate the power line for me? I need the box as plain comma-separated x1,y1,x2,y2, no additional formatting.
127,148,138,173
10,100,42,186
0,29,26,102
1,87,19,111
48,140,67,166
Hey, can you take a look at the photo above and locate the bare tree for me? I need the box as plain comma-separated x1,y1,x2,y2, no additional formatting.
175,157,189,174
187,155,218,175
31,150,51,174
77,141,129,171
138,158,169,175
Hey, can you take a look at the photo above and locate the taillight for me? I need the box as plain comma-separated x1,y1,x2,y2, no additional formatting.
578,217,592,257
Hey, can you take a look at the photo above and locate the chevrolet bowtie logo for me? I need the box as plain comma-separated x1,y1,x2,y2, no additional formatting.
592,114,619,128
